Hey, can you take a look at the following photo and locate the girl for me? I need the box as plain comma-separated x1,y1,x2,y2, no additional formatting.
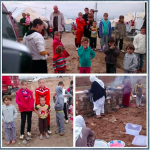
16,80,34,139
78,37,95,73
122,78,132,107
53,45,66,73
135,79,144,108
76,12,86,48
90,75,106,118
53,31,70,57
35,97,50,139
2,95,17,145
75,115,94,147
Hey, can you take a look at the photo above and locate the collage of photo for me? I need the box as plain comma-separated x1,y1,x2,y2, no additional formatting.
1,0,148,149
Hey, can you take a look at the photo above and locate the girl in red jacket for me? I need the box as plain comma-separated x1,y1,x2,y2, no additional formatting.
76,12,86,48
16,80,34,139
53,31,69,57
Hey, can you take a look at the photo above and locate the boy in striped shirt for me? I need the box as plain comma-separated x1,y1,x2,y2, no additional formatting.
53,45,66,73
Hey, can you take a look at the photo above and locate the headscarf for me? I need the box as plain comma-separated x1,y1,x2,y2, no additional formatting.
75,115,86,142
90,75,105,89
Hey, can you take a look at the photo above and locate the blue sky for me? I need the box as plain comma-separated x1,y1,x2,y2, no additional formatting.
3,1,145,20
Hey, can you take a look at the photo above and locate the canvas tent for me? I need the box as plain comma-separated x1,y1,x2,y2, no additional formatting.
136,12,145,31
15,7,48,22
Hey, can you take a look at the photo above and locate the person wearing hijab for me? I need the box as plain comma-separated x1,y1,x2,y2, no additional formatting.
75,115,94,147
90,75,106,118
122,78,132,107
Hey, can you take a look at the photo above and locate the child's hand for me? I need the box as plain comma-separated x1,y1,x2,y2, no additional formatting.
110,45,115,49
63,95,66,97
83,46,87,50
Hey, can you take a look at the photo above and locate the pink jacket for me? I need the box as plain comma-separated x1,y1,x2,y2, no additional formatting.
16,88,34,112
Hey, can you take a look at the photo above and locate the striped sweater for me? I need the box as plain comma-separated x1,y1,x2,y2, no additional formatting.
53,54,66,73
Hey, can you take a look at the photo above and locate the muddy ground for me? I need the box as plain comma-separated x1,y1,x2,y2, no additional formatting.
84,100,146,147
2,77,73,147
44,32,146,73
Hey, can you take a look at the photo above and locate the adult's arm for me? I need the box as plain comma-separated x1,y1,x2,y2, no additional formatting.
61,13,65,27
50,13,53,27
99,21,103,38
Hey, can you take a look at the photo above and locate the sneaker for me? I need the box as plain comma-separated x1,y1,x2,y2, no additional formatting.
45,134,50,139
39,135,43,140
59,132,65,136
48,130,52,135
27,132,31,136
20,135,24,140
121,49,125,53
65,120,69,124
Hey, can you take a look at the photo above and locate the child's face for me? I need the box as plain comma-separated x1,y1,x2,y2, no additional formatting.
90,10,94,14
93,22,97,27
141,29,146,35
78,14,82,19
4,98,11,106
138,80,142,85
82,41,88,49
108,42,115,47
38,79,45,88
27,14,30,17
71,84,73,88
127,48,134,54
60,84,64,88
104,15,108,20
85,9,89,14
120,18,124,22
22,82,27,90
40,98,46,106
55,34,61,40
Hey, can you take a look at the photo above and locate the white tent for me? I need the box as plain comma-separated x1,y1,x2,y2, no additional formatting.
65,18,74,24
135,12,145,32
15,7,48,22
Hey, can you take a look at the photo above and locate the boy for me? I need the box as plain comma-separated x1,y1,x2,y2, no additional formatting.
67,80,73,106
123,44,137,73
2,95,17,145
99,13,111,51
58,81,71,123
133,27,146,73
53,45,66,73
35,97,50,139
89,21,99,51
104,37,120,73
134,79,144,108
78,37,95,73
55,86,70,136
35,78,52,134
115,15,126,52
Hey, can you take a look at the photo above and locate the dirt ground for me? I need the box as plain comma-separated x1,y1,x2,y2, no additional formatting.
44,32,146,73
84,100,146,147
2,77,73,147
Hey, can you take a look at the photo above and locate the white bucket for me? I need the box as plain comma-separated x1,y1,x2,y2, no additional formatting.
94,139,108,147
132,135,146,146
125,123,142,136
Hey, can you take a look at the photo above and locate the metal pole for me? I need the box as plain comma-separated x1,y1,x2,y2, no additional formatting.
95,2,97,21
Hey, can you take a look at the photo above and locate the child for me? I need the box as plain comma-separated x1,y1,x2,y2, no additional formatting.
133,27,146,73
89,21,99,50
35,97,50,139
49,27,53,37
2,95,17,145
53,31,70,57
104,37,120,73
25,13,30,24
123,44,137,73
58,81,71,123
78,37,95,73
76,12,86,48
53,45,66,73
55,86,70,136
99,13,111,51
16,80,34,139
35,78,52,134
115,15,126,52
67,80,73,106
135,79,144,108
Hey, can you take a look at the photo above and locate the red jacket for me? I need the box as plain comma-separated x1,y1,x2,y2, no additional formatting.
16,88,34,112
35,86,50,106
76,18,86,32
53,38,70,58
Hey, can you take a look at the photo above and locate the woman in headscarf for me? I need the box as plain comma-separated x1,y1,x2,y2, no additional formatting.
75,115,94,147
122,78,132,107
90,75,106,118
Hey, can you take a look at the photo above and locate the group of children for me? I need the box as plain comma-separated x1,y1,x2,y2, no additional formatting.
2,79,73,145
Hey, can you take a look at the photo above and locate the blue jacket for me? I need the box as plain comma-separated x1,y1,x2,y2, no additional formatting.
99,20,111,38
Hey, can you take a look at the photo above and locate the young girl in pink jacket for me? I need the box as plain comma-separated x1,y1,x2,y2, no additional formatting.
53,31,70,57
16,80,34,139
